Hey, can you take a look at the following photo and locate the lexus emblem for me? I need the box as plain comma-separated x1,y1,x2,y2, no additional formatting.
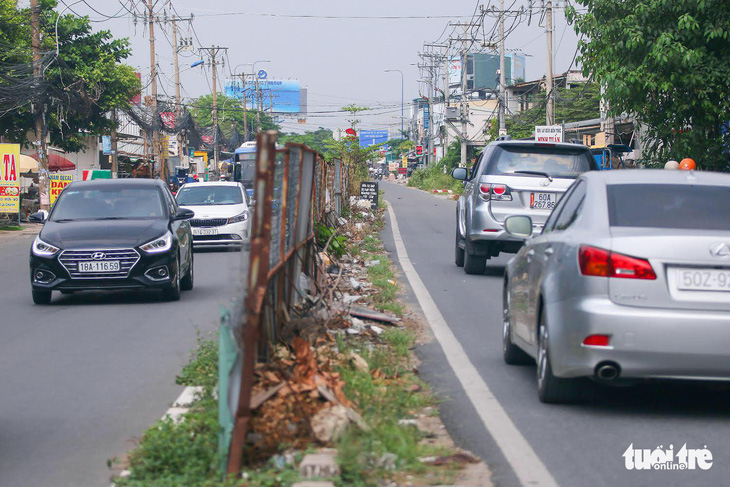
91,252,106,260
539,179,550,187
709,242,730,257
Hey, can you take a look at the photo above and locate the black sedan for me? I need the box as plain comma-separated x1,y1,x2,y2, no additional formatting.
29,178,195,304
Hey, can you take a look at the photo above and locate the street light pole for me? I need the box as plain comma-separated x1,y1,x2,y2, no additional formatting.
384,69,404,137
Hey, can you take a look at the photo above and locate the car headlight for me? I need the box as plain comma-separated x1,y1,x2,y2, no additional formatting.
228,210,249,224
32,236,60,257
140,231,172,253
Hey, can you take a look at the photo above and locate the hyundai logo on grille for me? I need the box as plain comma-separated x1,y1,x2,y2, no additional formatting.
709,242,730,257
91,252,106,260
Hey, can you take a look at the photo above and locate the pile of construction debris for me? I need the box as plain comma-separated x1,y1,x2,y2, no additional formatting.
245,203,401,463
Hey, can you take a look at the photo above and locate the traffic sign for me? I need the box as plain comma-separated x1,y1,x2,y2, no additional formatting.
415,145,423,155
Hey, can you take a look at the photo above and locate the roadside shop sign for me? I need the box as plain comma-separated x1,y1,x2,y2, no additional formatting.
535,125,563,143
82,169,112,180
0,143,21,213
49,173,73,205
359,181,378,210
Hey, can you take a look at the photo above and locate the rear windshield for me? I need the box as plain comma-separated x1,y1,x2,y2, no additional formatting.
607,184,730,230
486,145,595,178
176,185,243,206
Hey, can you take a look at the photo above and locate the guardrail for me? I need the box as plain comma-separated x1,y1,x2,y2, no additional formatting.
222,131,346,474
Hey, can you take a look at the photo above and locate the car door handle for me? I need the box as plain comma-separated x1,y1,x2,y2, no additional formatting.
544,247,554,256
526,249,535,262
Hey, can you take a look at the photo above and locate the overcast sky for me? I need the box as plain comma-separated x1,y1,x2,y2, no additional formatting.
48,0,581,133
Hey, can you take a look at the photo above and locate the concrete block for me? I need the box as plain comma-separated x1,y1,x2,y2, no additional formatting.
299,449,340,479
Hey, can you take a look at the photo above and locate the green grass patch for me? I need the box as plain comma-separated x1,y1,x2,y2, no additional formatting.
366,258,404,317
0,225,23,231
335,329,450,486
407,164,463,194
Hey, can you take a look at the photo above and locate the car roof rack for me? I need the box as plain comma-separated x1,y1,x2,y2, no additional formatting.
496,135,512,141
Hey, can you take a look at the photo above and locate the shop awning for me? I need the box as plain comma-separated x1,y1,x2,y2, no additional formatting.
31,152,76,172
19,154,39,173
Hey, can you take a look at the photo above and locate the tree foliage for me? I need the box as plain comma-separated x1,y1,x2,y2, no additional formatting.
492,83,602,140
190,93,278,141
279,128,333,155
567,0,730,169
0,0,140,152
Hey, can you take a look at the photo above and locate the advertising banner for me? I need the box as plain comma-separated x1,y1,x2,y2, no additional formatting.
225,79,301,114
49,173,73,205
0,144,21,213
358,130,389,148
102,136,112,155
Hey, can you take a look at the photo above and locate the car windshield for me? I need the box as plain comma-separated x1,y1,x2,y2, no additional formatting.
176,185,243,206
487,146,594,178
607,184,730,230
50,187,166,221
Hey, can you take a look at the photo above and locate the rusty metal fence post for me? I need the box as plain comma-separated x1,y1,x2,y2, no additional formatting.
225,133,326,475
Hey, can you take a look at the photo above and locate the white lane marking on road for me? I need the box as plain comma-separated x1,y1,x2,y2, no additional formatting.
112,386,204,486
385,201,559,487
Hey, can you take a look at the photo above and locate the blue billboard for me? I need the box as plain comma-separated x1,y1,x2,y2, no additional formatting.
225,79,301,114
358,130,389,148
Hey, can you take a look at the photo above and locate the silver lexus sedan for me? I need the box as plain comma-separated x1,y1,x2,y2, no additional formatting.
502,170,730,403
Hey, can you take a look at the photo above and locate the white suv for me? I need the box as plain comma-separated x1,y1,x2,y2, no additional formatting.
452,140,598,274
176,181,249,248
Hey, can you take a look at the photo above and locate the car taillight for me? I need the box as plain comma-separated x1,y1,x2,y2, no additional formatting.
579,245,656,280
610,251,657,280
583,334,611,347
479,183,512,201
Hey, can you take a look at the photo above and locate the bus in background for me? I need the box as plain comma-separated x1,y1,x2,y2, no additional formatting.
231,141,256,200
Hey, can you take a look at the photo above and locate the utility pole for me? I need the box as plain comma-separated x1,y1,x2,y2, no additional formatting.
31,0,49,210
427,62,434,165
545,0,554,125
499,0,507,135
171,14,183,168
147,0,161,178
200,46,227,178
460,47,468,167
255,75,262,133
111,109,118,178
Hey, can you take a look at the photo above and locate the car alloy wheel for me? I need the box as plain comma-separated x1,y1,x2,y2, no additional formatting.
536,308,582,403
455,222,465,267
502,284,532,365
163,257,181,301
181,250,194,291
32,289,52,305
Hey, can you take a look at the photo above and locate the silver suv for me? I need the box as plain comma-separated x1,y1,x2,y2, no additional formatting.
452,140,598,274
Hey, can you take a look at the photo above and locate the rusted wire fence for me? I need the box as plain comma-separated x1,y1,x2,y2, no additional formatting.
221,131,351,474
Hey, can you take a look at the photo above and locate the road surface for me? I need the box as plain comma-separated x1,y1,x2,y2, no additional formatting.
381,180,730,487
0,233,245,487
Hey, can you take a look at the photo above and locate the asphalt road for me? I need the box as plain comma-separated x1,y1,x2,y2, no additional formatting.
0,234,246,487
380,181,730,487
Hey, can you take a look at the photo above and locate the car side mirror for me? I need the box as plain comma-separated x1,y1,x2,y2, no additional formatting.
505,215,533,238
174,208,195,220
451,167,468,181
29,211,47,223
